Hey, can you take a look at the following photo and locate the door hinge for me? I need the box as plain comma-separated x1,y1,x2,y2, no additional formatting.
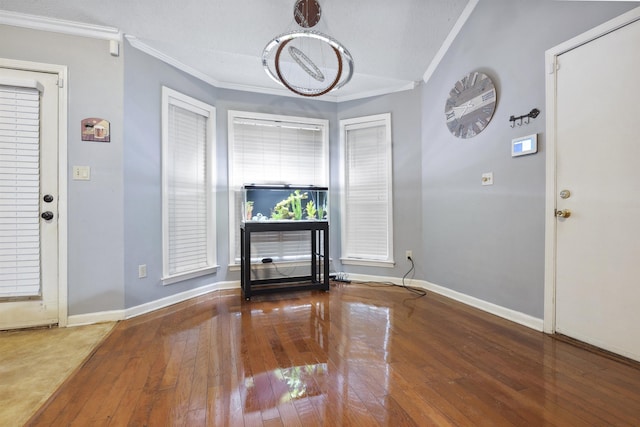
56,78,64,88
547,60,560,75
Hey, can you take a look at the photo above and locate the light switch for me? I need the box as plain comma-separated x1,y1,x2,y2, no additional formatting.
482,172,493,186
72,166,91,181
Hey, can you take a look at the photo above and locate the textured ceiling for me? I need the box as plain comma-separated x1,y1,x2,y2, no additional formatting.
0,0,471,101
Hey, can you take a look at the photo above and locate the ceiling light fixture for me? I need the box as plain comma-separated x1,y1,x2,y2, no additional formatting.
262,0,354,97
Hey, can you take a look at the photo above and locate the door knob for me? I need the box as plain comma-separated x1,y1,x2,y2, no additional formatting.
41,211,54,221
43,194,54,203
555,209,571,218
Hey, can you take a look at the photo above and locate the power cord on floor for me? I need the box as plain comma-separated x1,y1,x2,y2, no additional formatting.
332,256,427,297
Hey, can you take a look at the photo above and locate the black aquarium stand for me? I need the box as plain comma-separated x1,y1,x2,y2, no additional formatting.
240,221,329,300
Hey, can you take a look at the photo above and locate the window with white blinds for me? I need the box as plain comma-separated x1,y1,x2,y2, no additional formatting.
340,113,394,266
0,85,41,297
228,111,329,264
161,87,216,284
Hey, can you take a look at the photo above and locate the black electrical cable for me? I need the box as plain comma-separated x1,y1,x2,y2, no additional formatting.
272,261,298,277
338,256,427,297
400,256,426,296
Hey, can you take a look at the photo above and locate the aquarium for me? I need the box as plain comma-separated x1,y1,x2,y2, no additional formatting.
242,184,329,222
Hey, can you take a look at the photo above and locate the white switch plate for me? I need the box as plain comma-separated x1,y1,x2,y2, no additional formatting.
72,166,91,181
482,172,493,186
138,264,147,278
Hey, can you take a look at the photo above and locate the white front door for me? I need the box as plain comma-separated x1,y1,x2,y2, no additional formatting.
0,67,60,329
553,18,640,361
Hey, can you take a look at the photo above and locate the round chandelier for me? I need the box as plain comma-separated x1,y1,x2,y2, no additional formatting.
262,0,354,97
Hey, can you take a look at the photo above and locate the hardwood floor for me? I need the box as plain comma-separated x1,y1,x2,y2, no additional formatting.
27,282,640,426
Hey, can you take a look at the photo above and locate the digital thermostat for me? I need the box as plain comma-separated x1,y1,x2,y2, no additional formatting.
512,133,537,157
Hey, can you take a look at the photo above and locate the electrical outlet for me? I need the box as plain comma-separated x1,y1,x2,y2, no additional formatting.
482,172,493,186
138,264,147,278
405,250,412,260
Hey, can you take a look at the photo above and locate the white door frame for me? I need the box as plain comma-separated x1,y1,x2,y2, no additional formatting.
0,58,68,327
543,7,640,334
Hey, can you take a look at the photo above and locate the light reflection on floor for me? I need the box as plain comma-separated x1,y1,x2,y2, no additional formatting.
236,291,393,420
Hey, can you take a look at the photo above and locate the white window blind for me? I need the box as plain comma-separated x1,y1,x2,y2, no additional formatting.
228,111,329,263
162,87,216,283
340,114,394,265
0,85,41,297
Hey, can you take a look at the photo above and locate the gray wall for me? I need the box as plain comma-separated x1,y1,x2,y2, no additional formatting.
0,25,125,316
419,0,637,318
1,0,636,318
336,89,423,279
123,40,220,308
123,40,338,309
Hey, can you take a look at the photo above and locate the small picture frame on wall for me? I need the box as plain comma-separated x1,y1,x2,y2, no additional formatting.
81,118,110,142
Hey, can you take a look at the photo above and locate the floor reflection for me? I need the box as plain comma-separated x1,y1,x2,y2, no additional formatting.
241,363,328,411
27,284,640,425
237,290,394,423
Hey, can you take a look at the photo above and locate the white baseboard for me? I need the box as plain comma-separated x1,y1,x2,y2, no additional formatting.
65,275,543,333
346,273,543,332
66,281,241,327
67,310,125,327
124,281,240,319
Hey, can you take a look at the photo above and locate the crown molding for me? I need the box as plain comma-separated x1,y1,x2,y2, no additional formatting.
125,34,320,100
126,35,415,103
334,81,418,103
0,8,460,102
422,0,479,84
0,10,121,41
125,35,221,87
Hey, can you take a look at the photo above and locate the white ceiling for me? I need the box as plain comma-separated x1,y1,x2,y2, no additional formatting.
0,0,472,101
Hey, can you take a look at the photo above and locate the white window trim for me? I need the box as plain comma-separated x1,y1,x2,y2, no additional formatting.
227,110,329,266
339,113,394,267
161,86,217,284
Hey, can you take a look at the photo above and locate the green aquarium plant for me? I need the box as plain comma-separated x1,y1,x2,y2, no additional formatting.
317,203,326,220
291,190,307,220
271,190,308,220
305,200,317,219
271,198,293,220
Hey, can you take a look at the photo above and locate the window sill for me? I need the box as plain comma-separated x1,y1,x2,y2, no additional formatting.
162,265,219,286
340,258,395,268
